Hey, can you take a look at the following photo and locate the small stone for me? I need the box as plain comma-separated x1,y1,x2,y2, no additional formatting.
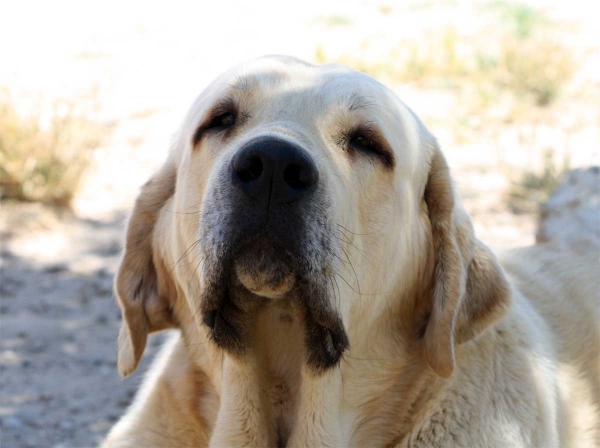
59,420,74,430
39,393,54,402
29,342,47,354
44,264,68,274
90,356,104,366
2,415,24,429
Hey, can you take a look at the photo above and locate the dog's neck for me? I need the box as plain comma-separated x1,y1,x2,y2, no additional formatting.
163,205,453,445
174,289,448,446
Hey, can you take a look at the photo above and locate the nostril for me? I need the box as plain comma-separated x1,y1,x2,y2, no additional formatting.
283,163,303,190
232,138,318,202
284,162,317,190
236,156,263,183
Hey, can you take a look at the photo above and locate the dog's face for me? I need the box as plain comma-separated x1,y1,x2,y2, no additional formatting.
114,56,510,378
172,57,430,371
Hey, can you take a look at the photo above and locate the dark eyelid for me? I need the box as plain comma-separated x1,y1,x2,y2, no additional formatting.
347,124,395,169
210,98,237,119
192,98,238,147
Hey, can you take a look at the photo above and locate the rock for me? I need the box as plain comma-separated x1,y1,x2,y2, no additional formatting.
537,167,600,254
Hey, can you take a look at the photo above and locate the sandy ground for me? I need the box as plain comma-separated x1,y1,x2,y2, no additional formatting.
0,204,165,447
1,1,599,447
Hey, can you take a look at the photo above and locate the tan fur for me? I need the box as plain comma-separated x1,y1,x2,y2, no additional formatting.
103,56,600,448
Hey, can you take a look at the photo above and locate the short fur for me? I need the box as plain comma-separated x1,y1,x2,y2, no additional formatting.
103,56,599,448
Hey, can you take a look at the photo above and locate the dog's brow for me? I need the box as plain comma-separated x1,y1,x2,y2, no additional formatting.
348,94,371,112
231,75,252,92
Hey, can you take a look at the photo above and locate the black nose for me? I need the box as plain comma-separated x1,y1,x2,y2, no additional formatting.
232,137,319,205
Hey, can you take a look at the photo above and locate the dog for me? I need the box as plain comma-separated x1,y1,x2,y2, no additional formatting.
103,56,599,447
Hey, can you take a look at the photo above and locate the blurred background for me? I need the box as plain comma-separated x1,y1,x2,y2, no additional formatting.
1,0,598,446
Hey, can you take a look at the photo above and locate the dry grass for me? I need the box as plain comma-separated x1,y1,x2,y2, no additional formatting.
316,3,575,108
506,149,571,213
0,90,110,207
498,36,574,106
317,14,354,27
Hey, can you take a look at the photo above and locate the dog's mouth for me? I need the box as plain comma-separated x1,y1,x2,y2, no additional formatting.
233,240,296,299
199,236,349,372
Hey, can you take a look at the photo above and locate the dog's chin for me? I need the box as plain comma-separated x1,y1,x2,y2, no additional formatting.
233,245,296,299
201,245,349,372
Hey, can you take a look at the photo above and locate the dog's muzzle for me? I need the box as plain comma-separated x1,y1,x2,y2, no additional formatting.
199,136,348,371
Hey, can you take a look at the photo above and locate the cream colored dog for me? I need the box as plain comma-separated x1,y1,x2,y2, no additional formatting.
103,56,599,447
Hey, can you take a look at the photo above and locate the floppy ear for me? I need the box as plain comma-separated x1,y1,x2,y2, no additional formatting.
114,159,178,377
422,144,511,378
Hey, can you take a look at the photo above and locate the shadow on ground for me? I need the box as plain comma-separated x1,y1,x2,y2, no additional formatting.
0,204,165,447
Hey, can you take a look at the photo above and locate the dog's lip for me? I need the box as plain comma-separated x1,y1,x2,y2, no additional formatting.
303,310,350,371
200,249,349,370
245,285,292,299
237,274,296,299
233,259,296,299
202,306,246,350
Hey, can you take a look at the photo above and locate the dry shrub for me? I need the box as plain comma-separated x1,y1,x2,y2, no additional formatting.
400,27,470,84
0,90,110,207
498,36,575,106
506,148,571,213
316,4,575,107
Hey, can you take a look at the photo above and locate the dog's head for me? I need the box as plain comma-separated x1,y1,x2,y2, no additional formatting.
114,56,510,378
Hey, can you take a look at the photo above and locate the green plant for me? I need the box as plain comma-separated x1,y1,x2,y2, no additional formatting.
494,1,545,39
318,15,353,27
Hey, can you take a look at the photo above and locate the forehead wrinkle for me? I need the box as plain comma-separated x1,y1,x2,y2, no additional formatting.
229,74,253,93
321,71,384,109
347,94,398,123
348,93,372,112
233,65,295,92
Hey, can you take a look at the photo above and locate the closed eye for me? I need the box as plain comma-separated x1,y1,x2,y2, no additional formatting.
192,98,240,147
206,112,236,130
347,126,394,169
350,133,379,154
